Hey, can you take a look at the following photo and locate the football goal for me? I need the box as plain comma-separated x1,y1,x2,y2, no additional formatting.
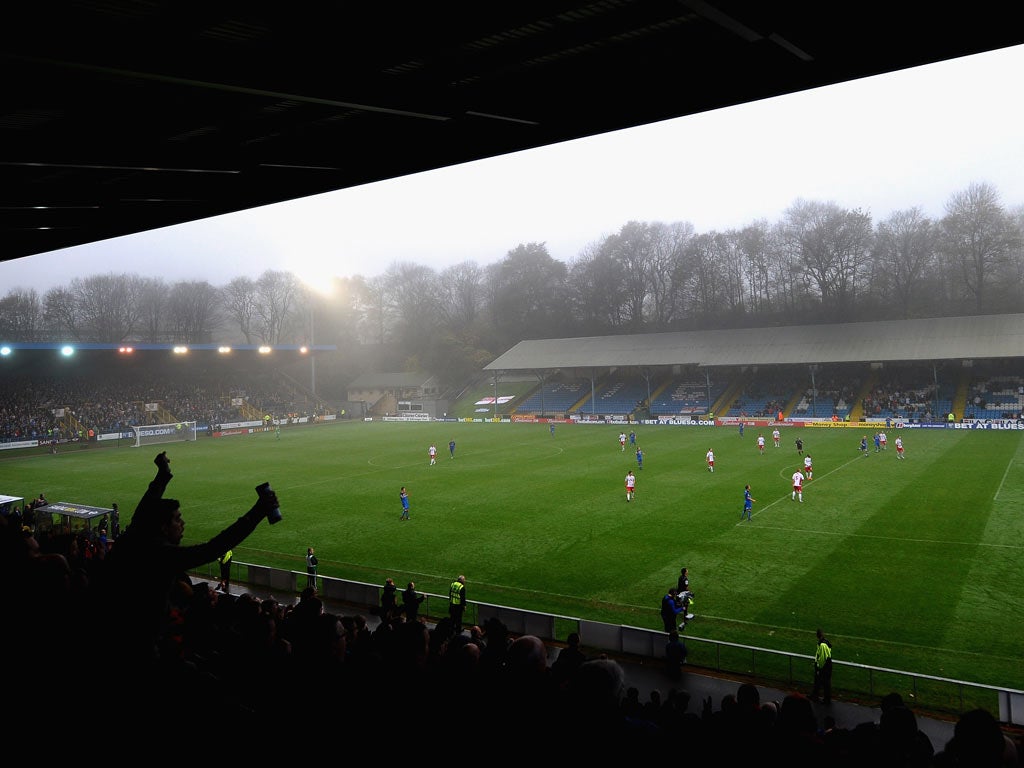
132,421,198,448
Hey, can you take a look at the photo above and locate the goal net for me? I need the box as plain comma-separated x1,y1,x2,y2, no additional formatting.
132,421,198,448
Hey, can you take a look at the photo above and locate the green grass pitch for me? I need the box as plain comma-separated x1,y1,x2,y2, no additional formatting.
7,419,1024,690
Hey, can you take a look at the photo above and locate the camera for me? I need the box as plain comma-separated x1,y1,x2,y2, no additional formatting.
255,482,283,525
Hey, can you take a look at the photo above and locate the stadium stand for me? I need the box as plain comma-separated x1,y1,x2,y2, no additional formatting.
649,375,724,418
966,372,1024,420
0,360,327,442
790,365,863,420
513,377,590,416
862,369,956,423
590,376,650,417
727,368,804,419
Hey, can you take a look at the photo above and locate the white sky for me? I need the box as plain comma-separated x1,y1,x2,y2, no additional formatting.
5,44,1024,294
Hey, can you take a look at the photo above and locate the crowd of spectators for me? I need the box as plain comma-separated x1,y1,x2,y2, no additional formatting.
0,367,310,441
2,500,1019,762
862,373,943,422
965,374,1024,420
792,370,861,420
731,368,805,418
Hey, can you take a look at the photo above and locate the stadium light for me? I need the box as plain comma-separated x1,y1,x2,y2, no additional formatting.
258,346,272,354
118,346,134,354
0,346,11,357
60,345,75,357
297,276,335,398
172,346,188,354
218,346,232,354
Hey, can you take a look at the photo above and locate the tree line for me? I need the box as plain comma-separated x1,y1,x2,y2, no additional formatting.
2,182,1021,393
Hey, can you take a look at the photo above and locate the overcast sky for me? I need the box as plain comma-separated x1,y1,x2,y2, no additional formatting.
5,44,1024,295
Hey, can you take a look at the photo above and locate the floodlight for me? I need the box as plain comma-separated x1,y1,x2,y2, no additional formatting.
218,346,232,354
60,346,75,357
173,346,188,354
258,346,272,354
0,346,11,356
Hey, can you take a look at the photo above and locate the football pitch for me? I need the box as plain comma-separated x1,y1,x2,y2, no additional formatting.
7,419,1024,690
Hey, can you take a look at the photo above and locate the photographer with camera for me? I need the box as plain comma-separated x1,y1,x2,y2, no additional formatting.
97,451,282,668
661,587,684,632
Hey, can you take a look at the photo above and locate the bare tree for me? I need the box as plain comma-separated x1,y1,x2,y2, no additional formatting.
385,261,442,361
222,277,260,344
42,286,80,341
938,182,1020,313
356,273,395,347
647,221,693,330
253,270,300,344
778,199,873,318
1006,205,1024,310
63,273,140,342
870,208,938,318
736,220,774,316
680,232,730,323
0,288,43,342
717,228,750,318
487,242,571,347
165,280,223,343
607,221,656,330
438,261,485,332
566,239,627,332
135,277,168,342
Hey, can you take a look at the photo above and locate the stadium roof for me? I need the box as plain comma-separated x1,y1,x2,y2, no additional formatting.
484,314,1024,371
4,3,1023,262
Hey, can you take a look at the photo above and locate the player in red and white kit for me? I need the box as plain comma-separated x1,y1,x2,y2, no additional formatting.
619,432,627,451
879,431,888,451
895,435,905,459
803,454,813,479
791,470,804,502
625,470,636,501
757,434,766,455
706,448,715,473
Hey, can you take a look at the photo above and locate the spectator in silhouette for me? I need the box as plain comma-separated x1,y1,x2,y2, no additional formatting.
664,629,686,681
551,631,588,688
305,547,318,589
401,580,425,623
99,451,281,668
379,576,398,619
774,693,826,763
935,707,1015,768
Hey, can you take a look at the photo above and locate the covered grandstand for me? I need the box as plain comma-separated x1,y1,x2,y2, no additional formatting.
483,314,1024,423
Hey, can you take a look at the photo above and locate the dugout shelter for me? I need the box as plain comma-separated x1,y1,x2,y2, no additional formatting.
36,502,115,537
0,495,24,517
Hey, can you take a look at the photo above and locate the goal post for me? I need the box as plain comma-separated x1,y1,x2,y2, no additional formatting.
132,421,198,448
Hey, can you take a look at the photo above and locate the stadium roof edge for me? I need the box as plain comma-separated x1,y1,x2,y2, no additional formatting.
0,343,337,351
483,314,1024,371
